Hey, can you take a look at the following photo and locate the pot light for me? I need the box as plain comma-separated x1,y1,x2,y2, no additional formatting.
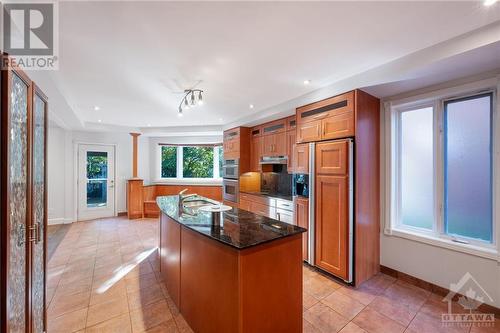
484,0,498,5
147,124,151,127
303,80,311,85
97,119,102,123
249,104,254,109
94,106,100,111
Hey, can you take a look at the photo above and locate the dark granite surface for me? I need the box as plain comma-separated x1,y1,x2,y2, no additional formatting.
240,191,293,202
156,195,305,250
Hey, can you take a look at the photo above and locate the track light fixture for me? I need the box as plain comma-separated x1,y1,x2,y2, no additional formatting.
178,89,204,115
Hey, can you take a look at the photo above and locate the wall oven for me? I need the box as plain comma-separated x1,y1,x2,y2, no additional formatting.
222,179,239,203
222,158,239,179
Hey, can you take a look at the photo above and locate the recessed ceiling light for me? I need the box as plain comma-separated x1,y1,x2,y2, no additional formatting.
94,106,100,111
147,124,151,127
484,0,498,6
97,119,102,123
303,80,311,85
249,104,254,109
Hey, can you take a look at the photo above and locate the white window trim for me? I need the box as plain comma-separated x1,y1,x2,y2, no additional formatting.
383,76,500,262
154,145,223,185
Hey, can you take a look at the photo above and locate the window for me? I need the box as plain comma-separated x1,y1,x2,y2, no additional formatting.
391,90,496,247
444,94,493,242
160,145,222,180
399,106,434,230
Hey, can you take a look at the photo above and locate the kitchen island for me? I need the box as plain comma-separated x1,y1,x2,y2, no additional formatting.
157,195,306,333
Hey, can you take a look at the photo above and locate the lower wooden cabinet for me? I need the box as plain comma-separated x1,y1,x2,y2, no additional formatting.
238,193,294,222
294,197,309,261
315,175,349,280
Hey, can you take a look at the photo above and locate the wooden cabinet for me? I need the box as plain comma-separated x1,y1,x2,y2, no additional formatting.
160,213,181,307
315,175,349,280
294,197,309,261
262,131,286,156
286,115,297,131
239,193,294,222
293,143,310,174
262,119,286,135
316,140,349,175
296,91,354,143
250,136,262,172
238,198,252,211
223,127,250,173
286,130,296,172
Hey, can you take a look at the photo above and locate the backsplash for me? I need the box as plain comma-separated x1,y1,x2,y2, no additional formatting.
261,165,292,195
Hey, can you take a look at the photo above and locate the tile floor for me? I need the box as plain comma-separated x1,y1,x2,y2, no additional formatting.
47,217,499,333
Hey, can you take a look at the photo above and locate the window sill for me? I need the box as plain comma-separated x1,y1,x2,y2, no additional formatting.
153,178,223,186
386,228,499,262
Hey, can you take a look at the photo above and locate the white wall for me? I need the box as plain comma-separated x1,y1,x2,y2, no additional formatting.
379,74,500,308
47,126,150,224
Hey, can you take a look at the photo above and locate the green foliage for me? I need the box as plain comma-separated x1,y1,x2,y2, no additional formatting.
161,146,177,178
183,147,213,178
87,152,107,179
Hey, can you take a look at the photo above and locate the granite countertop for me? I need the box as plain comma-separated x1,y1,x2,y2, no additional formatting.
156,195,305,250
239,191,293,202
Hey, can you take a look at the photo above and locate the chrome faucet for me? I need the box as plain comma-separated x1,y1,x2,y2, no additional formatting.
178,189,197,211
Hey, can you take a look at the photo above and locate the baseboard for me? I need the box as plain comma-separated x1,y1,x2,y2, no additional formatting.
117,211,127,216
380,265,500,316
48,217,73,225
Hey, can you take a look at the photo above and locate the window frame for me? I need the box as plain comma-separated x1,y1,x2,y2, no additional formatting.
157,144,223,183
385,77,499,260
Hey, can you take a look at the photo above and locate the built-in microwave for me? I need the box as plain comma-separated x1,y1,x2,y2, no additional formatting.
222,179,239,203
222,158,239,179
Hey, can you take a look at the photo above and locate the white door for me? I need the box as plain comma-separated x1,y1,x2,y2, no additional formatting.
78,144,116,221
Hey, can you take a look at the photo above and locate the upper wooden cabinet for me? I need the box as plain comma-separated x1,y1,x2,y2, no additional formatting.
293,143,309,174
296,91,355,143
262,131,286,156
286,116,296,131
223,127,250,172
250,136,262,172
262,119,286,135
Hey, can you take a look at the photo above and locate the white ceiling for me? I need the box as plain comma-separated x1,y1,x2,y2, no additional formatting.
41,1,500,131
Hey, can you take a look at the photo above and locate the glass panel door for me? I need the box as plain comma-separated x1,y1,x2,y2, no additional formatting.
78,144,115,221
8,72,29,333
32,92,46,333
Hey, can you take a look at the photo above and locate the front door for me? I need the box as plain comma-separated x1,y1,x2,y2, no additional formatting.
78,144,116,220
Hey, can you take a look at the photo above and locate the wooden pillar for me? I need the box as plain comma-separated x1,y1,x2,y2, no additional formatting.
128,133,143,219
130,132,141,178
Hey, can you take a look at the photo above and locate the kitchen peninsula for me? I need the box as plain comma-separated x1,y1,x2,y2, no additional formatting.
157,195,306,333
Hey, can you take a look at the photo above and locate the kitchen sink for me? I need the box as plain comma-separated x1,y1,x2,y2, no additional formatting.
183,199,215,209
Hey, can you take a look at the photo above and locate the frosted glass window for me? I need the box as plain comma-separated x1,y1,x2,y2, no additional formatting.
400,107,434,229
444,94,492,242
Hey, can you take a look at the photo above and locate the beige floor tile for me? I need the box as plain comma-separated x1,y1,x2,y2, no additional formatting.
127,283,165,311
304,302,350,333
406,311,471,333
125,272,160,294
304,292,320,311
86,295,129,327
48,308,87,333
304,274,342,300
130,300,173,333
48,290,90,318
337,285,379,306
352,308,405,333
142,319,179,333
85,313,132,333
303,318,321,333
322,291,366,320
90,280,127,306
339,322,367,333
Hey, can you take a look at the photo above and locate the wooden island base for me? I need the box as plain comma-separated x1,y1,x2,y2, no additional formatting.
160,213,303,333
